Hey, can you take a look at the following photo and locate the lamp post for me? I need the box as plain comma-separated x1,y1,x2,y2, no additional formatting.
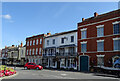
11,52,13,65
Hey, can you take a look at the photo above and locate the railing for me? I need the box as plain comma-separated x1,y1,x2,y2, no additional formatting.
56,52,77,57
43,52,77,57
43,54,56,57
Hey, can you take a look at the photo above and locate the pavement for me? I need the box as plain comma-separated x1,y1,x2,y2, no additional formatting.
1,67,120,80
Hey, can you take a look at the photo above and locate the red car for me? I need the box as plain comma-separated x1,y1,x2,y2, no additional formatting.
24,62,43,70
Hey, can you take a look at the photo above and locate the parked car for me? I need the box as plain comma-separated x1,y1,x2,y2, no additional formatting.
113,58,120,68
24,62,43,70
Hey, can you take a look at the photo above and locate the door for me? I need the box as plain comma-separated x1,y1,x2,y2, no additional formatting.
80,56,89,72
57,61,60,69
31,63,36,69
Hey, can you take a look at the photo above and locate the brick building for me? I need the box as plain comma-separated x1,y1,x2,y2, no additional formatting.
77,9,120,68
25,34,48,65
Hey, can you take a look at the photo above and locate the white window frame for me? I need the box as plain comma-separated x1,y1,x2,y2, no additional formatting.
47,40,49,46
81,28,87,39
113,21,120,35
97,40,104,52
36,48,38,54
30,49,31,55
30,41,32,46
36,39,38,45
39,48,41,54
40,39,42,44
97,55,105,66
81,41,87,53
53,39,55,45
96,25,104,37
27,50,28,55
113,38,120,51
27,41,29,46
32,49,34,55
33,40,35,45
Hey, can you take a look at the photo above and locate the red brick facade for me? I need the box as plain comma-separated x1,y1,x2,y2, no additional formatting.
26,34,47,64
77,9,120,67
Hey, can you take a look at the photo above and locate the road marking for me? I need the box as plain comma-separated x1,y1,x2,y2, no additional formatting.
61,74,67,76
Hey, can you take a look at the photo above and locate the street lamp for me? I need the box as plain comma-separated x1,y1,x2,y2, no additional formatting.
11,52,13,65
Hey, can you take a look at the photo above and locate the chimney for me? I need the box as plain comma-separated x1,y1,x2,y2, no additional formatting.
5,46,7,49
12,45,14,47
94,12,98,17
21,41,23,47
47,32,51,36
82,18,85,21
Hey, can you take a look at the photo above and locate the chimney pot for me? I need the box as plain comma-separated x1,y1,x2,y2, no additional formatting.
94,12,98,17
47,32,51,36
5,46,7,48
12,45,14,47
21,41,23,47
82,18,85,21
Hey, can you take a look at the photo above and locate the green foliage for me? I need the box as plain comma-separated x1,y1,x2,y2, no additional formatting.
0,65,15,72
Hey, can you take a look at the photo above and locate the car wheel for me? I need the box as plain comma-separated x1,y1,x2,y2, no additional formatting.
36,67,39,70
24,67,28,70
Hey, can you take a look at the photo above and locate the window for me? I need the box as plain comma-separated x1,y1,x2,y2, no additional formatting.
30,49,31,55
53,39,55,45
47,40,49,46
97,26,104,37
36,39,38,45
33,40,35,45
35,59,38,64
61,38,64,44
29,59,31,62
27,41,29,46
71,36,74,42
71,58,76,67
36,48,38,54
30,41,32,46
113,24,119,34
22,50,23,55
97,40,104,51
81,43,87,52
97,57,104,66
81,28,87,39
27,50,28,55
61,59,65,67
39,48,41,54
40,39,42,44
32,49,34,55
113,38,120,51
69,47,75,54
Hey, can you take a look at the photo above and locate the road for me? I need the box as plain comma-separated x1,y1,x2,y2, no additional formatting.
2,67,120,79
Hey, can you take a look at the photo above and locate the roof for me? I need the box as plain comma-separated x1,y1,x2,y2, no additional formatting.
45,29,77,38
78,9,120,25
26,34,47,40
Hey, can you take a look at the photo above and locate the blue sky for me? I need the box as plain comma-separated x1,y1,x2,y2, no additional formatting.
2,2,118,48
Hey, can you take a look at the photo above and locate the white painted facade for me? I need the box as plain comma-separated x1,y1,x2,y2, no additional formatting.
43,30,78,70
18,46,26,65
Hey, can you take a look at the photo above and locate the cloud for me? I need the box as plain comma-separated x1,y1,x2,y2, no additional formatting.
0,14,14,23
2,14,11,19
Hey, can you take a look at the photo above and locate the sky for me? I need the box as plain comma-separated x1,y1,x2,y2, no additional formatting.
1,2,119,48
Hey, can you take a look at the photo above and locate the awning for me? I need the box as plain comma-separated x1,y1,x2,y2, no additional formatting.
57,44,77,48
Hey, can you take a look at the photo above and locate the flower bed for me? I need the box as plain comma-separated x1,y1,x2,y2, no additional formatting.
0,65,16,77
